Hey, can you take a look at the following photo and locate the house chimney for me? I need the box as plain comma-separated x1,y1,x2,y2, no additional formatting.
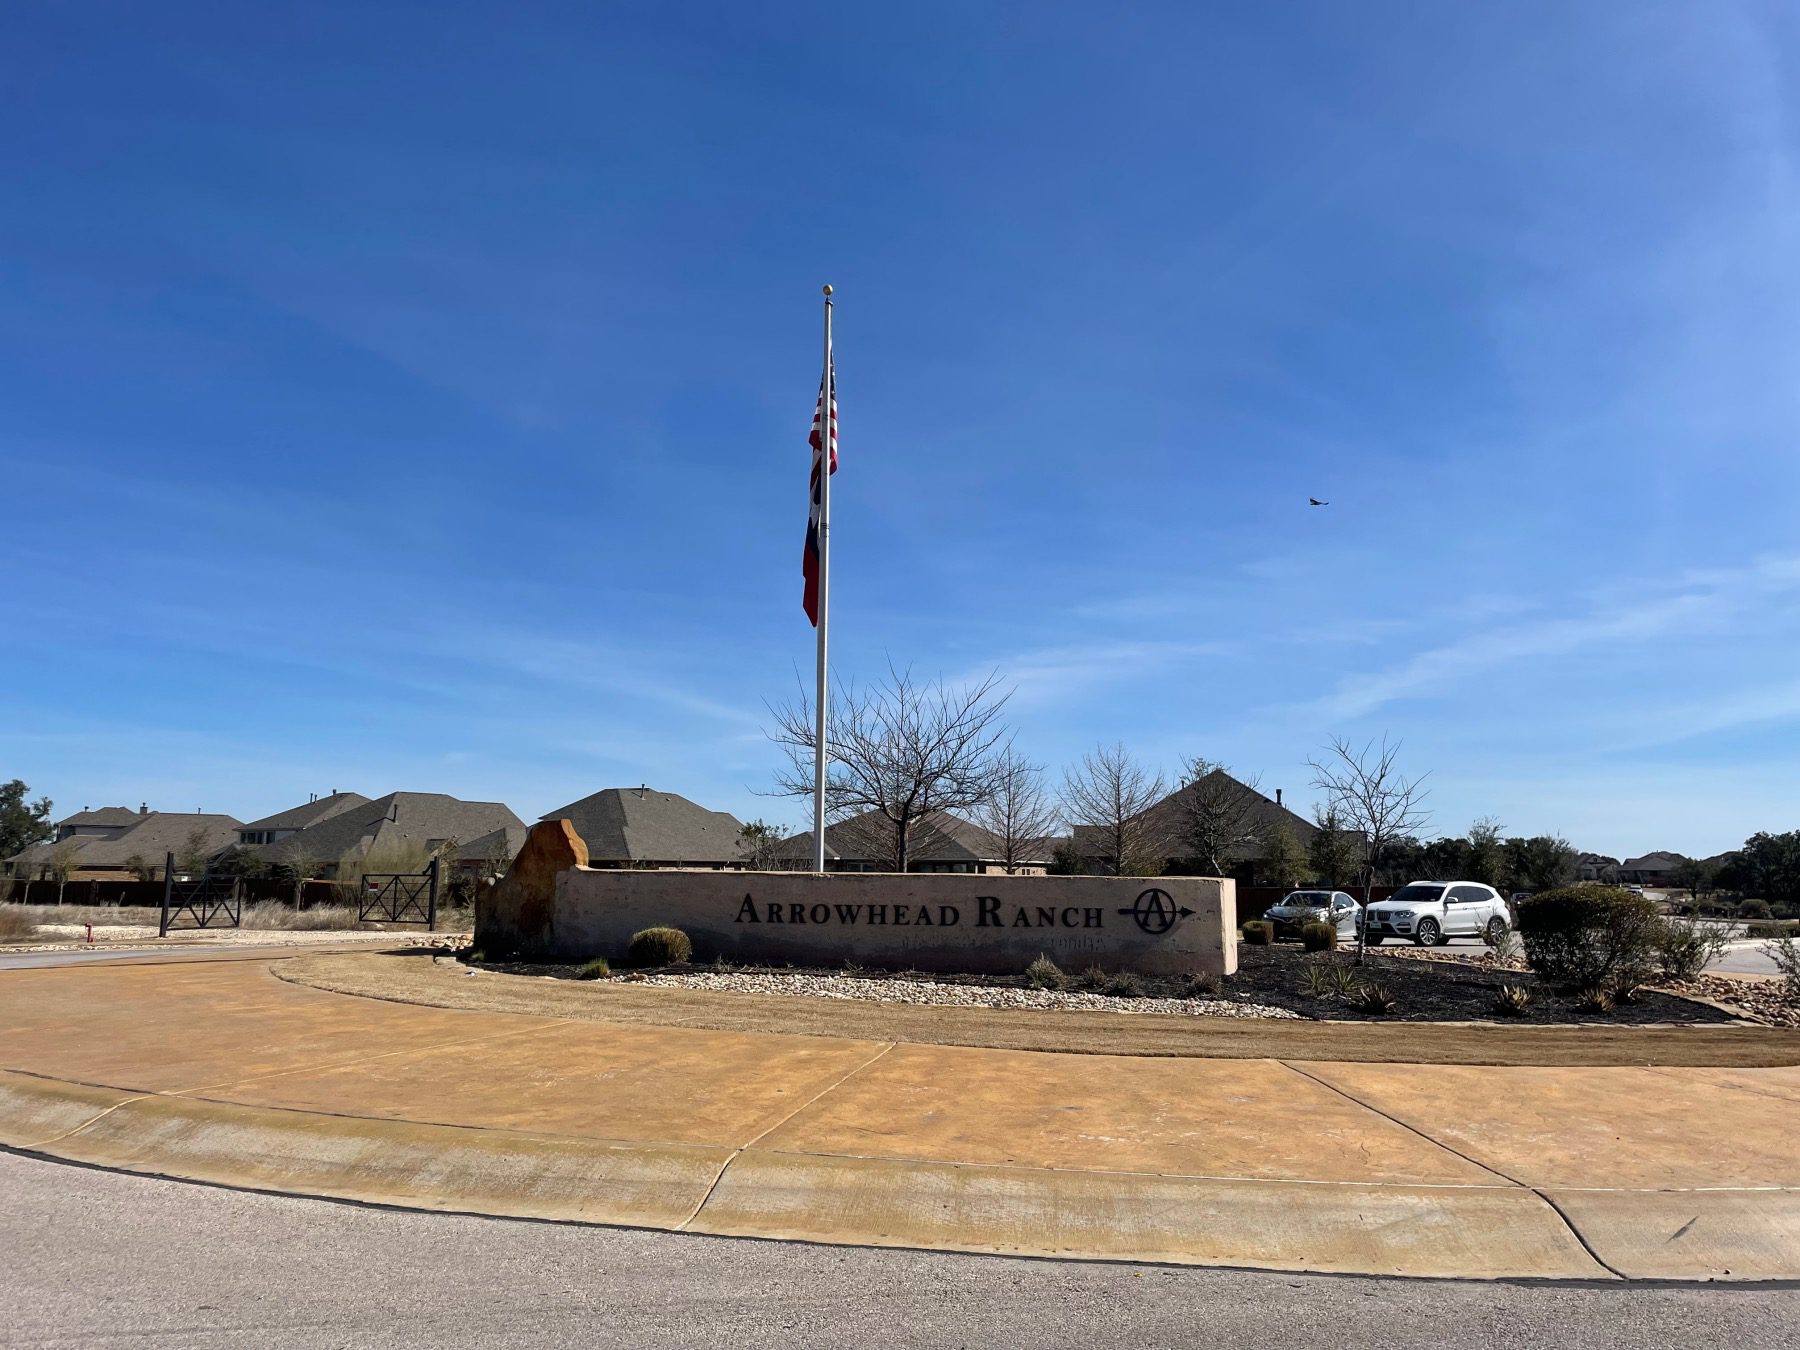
1275,788,1283,806
140,803,148,815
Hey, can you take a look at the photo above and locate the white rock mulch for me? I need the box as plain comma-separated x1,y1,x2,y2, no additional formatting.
626,970,1299,1019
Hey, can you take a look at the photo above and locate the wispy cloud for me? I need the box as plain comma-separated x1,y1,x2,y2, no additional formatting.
1298,554,1800,721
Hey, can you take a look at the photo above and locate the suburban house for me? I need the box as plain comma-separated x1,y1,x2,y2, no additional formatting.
236,791,371,847
460,825,530,877
1577,853,1621,883
1072,770,1318,882
774,809,1053,874
5,809,243,881
55,805,150,841
262,792,526,878
543,787,746,869
1618,851,1686,888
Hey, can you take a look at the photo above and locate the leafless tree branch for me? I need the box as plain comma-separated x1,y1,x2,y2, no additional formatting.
1060,742,1169,876
968,743,1061,873
765,663,1014,872
1308,735,1431,961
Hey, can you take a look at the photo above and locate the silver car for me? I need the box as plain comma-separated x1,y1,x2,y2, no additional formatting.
1263,889,1362,941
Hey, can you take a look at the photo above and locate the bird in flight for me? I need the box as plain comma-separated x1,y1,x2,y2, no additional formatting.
1308,497,1329,506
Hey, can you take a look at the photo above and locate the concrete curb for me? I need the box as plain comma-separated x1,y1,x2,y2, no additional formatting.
4,1068,1792,1283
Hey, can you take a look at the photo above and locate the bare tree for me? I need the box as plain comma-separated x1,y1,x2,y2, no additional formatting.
766,664,1013,873
1309,736,1431,961
1179,757,1267,877
968,745,1061,873
46,837,82,905
1060,743,1169,876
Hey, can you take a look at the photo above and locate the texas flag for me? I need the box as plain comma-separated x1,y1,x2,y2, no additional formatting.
803,356,837,626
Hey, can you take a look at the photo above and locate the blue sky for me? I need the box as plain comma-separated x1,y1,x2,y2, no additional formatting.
4,1,1798,857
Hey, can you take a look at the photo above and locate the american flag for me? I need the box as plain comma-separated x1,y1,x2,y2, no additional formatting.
803,356,837,626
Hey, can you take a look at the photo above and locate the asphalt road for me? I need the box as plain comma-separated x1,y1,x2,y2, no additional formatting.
2,1152,1795,1349
1712,942,1785,978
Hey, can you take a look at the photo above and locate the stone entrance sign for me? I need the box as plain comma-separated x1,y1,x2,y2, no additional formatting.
478,826,1236,977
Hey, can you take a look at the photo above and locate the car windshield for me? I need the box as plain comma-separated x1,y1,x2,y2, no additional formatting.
1386,884,1445,905
1283,893,1329,907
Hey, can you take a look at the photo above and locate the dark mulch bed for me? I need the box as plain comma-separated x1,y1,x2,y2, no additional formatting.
1228,942,1740,1024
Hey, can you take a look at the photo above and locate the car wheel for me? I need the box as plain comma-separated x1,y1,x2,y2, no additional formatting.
1485,916,1508,943
1365,934,1384,946
1414,918,1441,947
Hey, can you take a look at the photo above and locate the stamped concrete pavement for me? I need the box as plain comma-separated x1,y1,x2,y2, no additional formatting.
1,951,1796,1282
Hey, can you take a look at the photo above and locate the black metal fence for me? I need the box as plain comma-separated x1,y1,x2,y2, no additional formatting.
158,851,243,936
358,858,439,930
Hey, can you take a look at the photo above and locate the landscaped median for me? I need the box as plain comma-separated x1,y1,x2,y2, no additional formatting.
2,948,1799,1282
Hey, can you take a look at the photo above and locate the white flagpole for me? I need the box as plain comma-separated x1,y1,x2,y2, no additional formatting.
812,285,833,874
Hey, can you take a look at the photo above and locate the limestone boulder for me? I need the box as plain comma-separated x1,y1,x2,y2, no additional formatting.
475,818,588,957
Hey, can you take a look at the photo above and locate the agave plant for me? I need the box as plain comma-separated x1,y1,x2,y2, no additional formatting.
1352,982,1397,1014
1299,964,1337,998
1575,986,1615,1014
1493,984,1533,1017
1324,963,1362,996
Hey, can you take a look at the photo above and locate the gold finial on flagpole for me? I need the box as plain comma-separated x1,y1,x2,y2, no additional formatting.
822,284,833,296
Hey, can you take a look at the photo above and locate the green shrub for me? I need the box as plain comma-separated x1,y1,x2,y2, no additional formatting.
1493,985,1533,1017
577,956,610,980
1765,934,1800,1001
1300,921,1337,952
1075,965,1110,992
1104,972,1145,998
1241,921,1274,946
463,948,486,964
1183,971,1222,998
1746,920,1800,940
626,927,693,967
1024,954,1066,990
1738,898,1773,920
1654,916,1729,982
1517,885,1660,990
1351,982,1397,1014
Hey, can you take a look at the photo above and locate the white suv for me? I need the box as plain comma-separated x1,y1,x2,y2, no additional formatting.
1363,880,1511,947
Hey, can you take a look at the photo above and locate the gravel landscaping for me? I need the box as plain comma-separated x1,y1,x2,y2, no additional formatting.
628,969,1299,1019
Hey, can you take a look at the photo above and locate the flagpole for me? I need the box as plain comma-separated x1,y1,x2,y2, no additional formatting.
812,285,833,874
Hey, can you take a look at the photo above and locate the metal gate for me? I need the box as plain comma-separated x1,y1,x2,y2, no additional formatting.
158,851,243,937
358,858,439,929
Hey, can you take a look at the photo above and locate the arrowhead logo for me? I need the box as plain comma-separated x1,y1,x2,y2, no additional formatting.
1116,888,1193,935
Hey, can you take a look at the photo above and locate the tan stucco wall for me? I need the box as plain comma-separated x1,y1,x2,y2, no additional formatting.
544,870,1237,977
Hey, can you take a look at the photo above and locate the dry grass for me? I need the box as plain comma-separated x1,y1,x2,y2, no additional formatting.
239,902,365,931
12,905,165,928
0,908,38,943
279,950,1800,1068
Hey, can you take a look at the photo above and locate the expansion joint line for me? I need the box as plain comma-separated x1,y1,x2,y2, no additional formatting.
676,1040,897,1231
24,1093,153,1149
1277,1061,1630,1281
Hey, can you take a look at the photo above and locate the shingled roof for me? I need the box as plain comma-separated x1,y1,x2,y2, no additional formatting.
1073,769,1315,868
265,793,525,866
58,806,144,830
9,812,242,873
239,791,372,833
541,788,744,865
774,809,1037,868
